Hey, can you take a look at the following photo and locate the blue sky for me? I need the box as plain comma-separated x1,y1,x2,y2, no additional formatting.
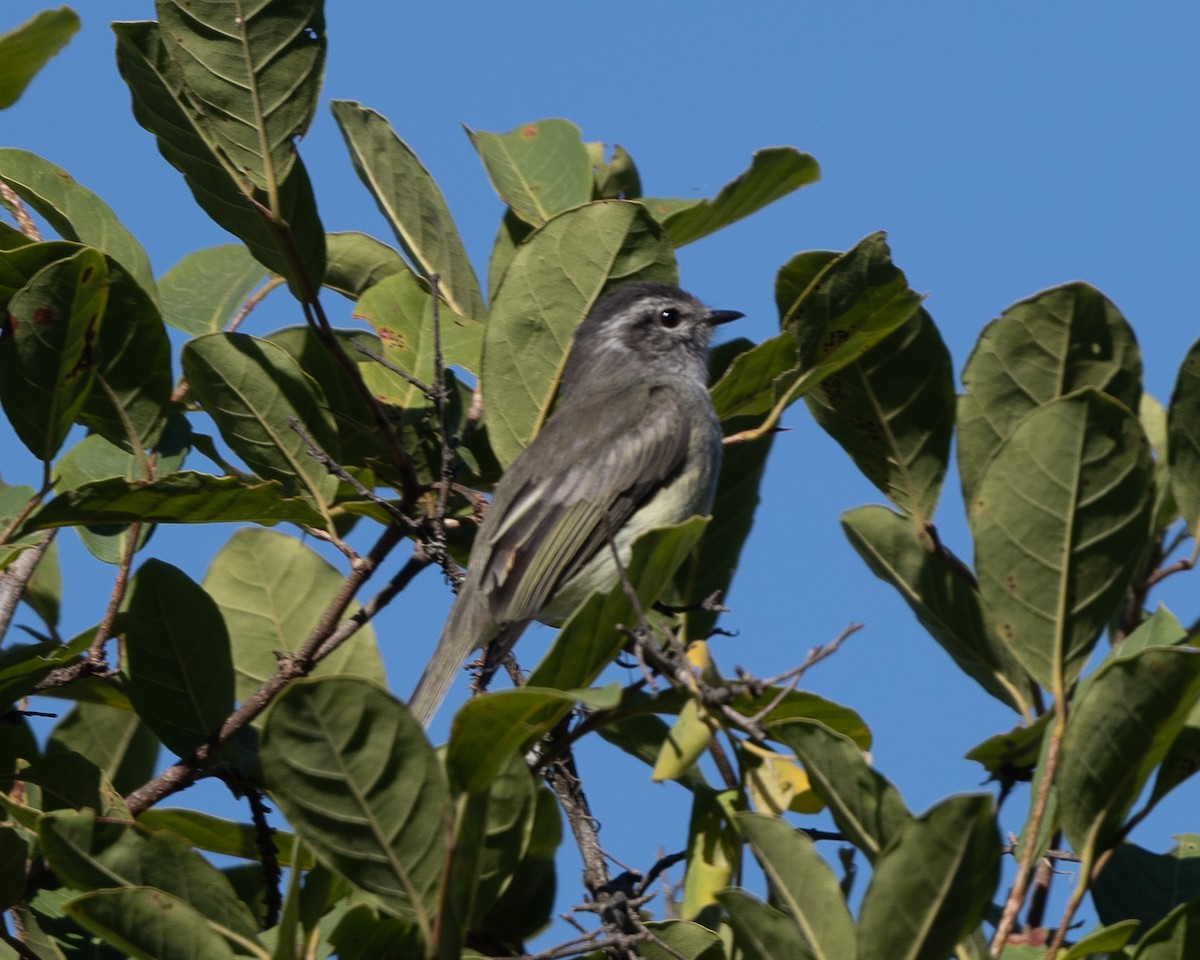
4,0,1200,943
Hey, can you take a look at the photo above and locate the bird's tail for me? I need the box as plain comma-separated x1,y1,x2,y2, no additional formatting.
407,590,494,728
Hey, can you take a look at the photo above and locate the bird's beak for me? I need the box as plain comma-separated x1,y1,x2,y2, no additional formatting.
706,309,744,326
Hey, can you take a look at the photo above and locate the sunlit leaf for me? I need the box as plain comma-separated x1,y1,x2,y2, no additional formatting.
159,244,269,335
333,101,483,320
483,200,676,467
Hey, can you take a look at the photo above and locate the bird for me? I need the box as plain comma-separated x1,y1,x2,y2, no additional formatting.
407,281,742,727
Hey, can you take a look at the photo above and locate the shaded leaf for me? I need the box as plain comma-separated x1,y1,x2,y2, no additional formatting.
203,528,385,709
181,332,340,514
468,119,592,227
1060,921,1139,959
769,720,909,862
669,427,774,639
717,889,813,960
260,677,449,941
842,504,1031,714
446,687,617,796
641,146,819,247
47,702,158,798
1058,647,1200,857
120,559,234,758
0,8,80,109
0,825,26,911
1167,336,1200,536
158,244,269,335
969,389,1154,691
113,21,325,296
64,886,243,960
18,471,328,534
1092,839,1200,943
333,100,483,320
806,308,955,523
136,808,310,869
0,149,154,300
483,200,676,468
155,0,325,192
1131,898,1200,959
857,794,999,960
39,810,259,940
640,920,725,960
957,282,1142,503
738,812,856,960
0,246,107,460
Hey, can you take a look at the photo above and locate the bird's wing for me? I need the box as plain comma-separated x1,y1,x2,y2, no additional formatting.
478,380,691,625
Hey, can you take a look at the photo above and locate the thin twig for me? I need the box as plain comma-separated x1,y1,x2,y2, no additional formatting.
0,533,55,644
0,182,41,240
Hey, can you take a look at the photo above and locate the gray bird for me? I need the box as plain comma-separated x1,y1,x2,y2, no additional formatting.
407,281,742,727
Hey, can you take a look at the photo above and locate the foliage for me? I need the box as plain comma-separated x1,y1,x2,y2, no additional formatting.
0,3,1198,960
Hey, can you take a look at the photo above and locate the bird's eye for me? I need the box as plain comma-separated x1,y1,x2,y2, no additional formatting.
658,308,681,328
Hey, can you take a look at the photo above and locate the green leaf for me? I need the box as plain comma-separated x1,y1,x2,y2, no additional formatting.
806,308,955,523
75,259,172,451
0,825,26,911
155,0,324,193
669,428,774,639
136,808,310,869
0,8,79,109
1058,647,1200,858
857,794,999,960
17,750,126,817
353,268,481,391
159,244,270,335
467,119,592,227
332,101,483,321
39,810,259,940
957,282,1142,503
113,20,325,297
0,630,91,710
0,149,154,300
717,889,813,960
1060,921,1139,959
17,471,328,534
641,146,819,247
525,517,708,693
0,246,107,460
1092,838,1200,936
641,920,726,960
446,687,614,795
681,788,738,918
969,389,1154,691
181,332,340,514
64,886,244,960
1131,897,1200,959
841,504,1031,714
712,234,922,439
203,528,385,709
120,559,234,758
324,231,410,299
53,432,155,566
964,712,1051,779
47,702,158,798
1167,336,1200,536
260,677,449,941
483,200,676,468
768,720,909,863
466,751,537,923
472,785,560,943
737,813,856,959
22,532,60,633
